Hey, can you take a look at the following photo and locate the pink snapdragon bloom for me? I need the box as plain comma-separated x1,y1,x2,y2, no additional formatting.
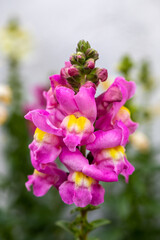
86,122,134,183
25,40,138,207
59,148,105,207
25,163,67,196
29,128,62,170
25,85,96,152
96,77,138,134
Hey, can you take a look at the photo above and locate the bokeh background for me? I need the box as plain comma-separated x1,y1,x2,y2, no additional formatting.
0,1,160,240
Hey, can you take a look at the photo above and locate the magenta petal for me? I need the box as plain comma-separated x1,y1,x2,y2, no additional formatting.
82,164,118,182
59,182,74,205
114,77,136,103
29,140,61,169
121,157,135,183
115,120,129,146
25,109,62,136
74,86,97,123
55,87,78,114
103,85,122,103
96,77,136,122
87,129,122,151
124,119,139,134
63,133,82,152
87,122,129,151
73,186,92,207
95,113,113,131
59,147,89,172
90,184,105,206
49,74,68,89
25,175,52,197
43,88,58,111
39,163,67,188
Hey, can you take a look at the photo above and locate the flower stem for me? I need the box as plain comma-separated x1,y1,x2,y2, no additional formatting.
79,208,88,240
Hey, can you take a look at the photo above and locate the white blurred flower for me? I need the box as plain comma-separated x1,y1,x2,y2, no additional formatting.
0,104,8,125
0,84,12,104
0,20,30,61
130,131,150,152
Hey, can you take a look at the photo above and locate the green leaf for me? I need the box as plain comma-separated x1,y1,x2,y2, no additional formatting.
90,219,111,230
55,220,72,234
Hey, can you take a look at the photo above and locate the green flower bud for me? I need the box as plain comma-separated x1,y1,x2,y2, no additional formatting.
85,48,99,61
76,40,91,53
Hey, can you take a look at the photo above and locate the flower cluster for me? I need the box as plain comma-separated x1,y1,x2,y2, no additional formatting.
25,40,138,207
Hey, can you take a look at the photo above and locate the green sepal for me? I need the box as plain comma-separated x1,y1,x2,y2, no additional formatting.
71,205,100,214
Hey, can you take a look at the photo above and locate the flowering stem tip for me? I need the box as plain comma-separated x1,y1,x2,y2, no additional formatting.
25,40,138,239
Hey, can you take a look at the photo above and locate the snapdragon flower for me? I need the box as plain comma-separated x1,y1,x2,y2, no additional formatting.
25,40,138,207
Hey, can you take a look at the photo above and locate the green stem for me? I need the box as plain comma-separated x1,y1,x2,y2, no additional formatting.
79,208,88,240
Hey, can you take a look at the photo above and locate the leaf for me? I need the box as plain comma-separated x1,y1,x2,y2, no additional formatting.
55,220,72,234
90,219,111,230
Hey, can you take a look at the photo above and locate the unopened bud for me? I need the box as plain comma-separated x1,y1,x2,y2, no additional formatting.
60,61,79,79
97,68,108,82
85,48,99,61
85,58,95,69
70,52,86,65
68,66,79,77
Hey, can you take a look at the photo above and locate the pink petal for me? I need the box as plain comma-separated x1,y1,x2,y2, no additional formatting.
25,175,52,197
82,164,118,182
75,86,97,123
63,133,82,152
90,184,105,206
73,186,92,207
59,147,89,172
55,87,78,115
121,157,135,183
59,181,74,205
25,109,62,136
